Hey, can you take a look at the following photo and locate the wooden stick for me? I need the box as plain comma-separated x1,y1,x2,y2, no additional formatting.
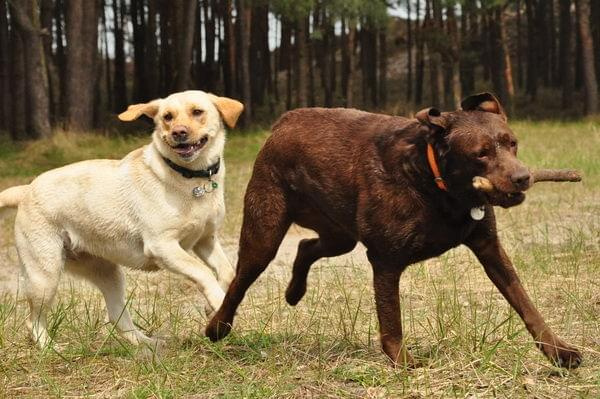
472,169,582,193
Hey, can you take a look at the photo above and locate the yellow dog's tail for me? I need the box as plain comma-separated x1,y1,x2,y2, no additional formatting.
0,185,29,218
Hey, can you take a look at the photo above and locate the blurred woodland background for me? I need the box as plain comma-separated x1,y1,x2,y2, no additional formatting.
0,0,599,141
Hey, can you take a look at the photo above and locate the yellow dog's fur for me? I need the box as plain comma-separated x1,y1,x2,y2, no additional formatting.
0,91,243,348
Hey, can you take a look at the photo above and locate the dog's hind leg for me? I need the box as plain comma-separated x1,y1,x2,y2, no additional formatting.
205,172,291,342
15,222,64,349
66,255,158,347
286,233,356,306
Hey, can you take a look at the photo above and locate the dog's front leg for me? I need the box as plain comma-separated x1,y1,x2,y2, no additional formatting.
466,236,582,369
194,234,235,290
146,241,226,312
368,253,416,368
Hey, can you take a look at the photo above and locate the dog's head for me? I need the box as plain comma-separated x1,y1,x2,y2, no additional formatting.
416,93,530,208
118,91,244,163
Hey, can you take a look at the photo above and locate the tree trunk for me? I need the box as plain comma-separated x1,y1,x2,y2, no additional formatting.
9,0,52,138
131,0,147,101
536,0,550,86
406,0,413,102
548,0,558,85
222,0,235,97
0,0,10,133
174,0,197,91
415,0,425,105
40,0,56,123
113,0,127,111
65,0,99,131
145,0,159,99
559,0,575,108
525,0,538,99
237,0,251,123
516,0,524,89
447,2,461,109
378,28,387,107
575,0,598,114
250,3,269,106
159,1,173,95
296,16,308,108
9,26,27,139
345,19,356,107
488,7,513,114
203,0,218,92
591,0,600,92
54,0,67,120
101,0,112,112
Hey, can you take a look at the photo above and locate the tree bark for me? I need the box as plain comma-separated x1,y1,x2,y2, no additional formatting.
9,0,52,138
222,0,235,97
296,16,308,108
237,0,251,123
406,0,413,102
415,0,425,105
9,25,27,139
113,0,127,111
559,0,575,108
378,28,387,107
54,0,67,120
525,0,538,99
174,0,197,91
0,0,10,133
447,2,461,109
65,0,99,131
344,19,356,107
145,0,159,99
575,0,598,114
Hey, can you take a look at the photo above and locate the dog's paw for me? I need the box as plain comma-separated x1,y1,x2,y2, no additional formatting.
285,281,306,306
551,345,582,369
205,317,232,342
541,341,582,369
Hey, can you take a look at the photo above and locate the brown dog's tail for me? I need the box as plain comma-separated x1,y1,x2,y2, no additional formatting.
0,185,29,218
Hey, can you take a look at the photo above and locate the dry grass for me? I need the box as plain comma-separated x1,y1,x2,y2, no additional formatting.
0,121,599,398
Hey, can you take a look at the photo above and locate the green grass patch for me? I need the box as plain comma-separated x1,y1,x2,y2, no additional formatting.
0,121,599,398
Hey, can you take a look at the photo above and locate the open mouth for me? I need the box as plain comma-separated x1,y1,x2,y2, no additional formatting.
171,136,209,158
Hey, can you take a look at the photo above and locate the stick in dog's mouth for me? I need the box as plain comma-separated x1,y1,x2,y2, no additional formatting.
473,169,583,193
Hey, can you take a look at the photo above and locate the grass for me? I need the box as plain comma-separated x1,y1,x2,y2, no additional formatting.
0,120,599,398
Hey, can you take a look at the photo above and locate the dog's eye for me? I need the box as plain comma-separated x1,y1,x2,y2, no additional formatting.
477,149,489,159
192,109,204,117
163,113,173,122
510,141,517,148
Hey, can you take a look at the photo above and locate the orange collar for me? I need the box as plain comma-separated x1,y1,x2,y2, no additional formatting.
426,143,448,191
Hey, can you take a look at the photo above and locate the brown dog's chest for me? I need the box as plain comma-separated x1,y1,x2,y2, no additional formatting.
359,201,479,265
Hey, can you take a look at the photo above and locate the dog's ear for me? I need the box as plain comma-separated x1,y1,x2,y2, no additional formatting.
460,92,506,120
118,100,161,121
416,107,447,130
208,94,244,128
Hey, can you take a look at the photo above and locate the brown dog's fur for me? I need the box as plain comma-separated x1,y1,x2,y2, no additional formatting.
206,93,582,369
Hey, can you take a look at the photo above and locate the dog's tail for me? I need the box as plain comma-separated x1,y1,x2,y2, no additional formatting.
0,185,29,218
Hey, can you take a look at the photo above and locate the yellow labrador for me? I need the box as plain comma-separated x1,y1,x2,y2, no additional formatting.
0,90,243,348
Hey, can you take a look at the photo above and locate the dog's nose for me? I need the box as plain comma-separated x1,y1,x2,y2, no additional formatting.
511,169,531,190
171,126,189,142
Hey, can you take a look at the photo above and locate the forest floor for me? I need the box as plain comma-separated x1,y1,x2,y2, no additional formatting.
0,120,599,398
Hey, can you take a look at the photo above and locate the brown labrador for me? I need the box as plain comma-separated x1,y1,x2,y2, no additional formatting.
206,93,582,369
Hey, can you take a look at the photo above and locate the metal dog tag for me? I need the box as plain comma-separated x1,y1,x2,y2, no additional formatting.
192,186,206,197
470,206,485,220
